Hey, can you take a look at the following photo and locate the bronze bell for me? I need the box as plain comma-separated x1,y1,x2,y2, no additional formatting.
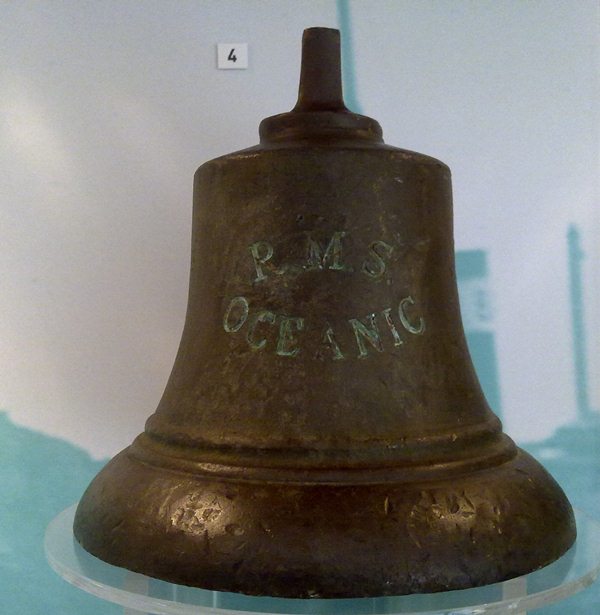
74,27,576,598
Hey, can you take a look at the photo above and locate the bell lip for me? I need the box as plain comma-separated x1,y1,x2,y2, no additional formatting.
73,446,577,598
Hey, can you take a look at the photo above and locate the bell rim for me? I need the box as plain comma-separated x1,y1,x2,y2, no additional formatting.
74,445,576,598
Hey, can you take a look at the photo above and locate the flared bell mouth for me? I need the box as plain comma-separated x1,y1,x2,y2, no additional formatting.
74,445,576,597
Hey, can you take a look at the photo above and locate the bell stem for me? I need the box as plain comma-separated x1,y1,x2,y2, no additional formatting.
294,27,347,112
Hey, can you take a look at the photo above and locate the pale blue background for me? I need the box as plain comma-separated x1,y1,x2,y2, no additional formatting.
0,1,598,612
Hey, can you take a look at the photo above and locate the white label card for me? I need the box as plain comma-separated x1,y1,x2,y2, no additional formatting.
217,43,248,69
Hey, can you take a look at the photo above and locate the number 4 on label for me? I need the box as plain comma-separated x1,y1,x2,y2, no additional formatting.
217,43,248,69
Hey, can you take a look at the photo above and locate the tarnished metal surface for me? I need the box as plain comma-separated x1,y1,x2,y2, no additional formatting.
74,28,576,598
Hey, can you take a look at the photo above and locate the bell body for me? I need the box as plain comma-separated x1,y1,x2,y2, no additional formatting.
74,28,575,598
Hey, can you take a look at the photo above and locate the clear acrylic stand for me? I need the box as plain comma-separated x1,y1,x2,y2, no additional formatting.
45,504,600,615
